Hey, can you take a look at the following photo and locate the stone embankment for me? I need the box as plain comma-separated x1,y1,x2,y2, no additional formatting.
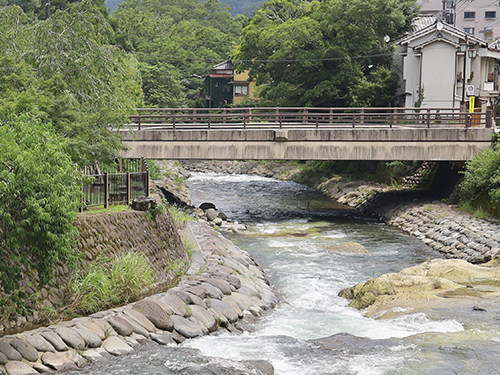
384,201,500,264
0,221,277,375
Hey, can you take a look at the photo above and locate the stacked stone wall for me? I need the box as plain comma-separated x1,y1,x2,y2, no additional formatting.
1,210,188,334
386,201,500,263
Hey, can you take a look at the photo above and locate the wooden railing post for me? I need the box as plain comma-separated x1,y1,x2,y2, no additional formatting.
329,108,333,124
426,109,431,128
486,109,493,128
352,113,356,128
303,108,308,124
360,108,365,125
104,173,109,209
248,108,253,124
162,109,166,124
223,108,227,124
138,112,141,131
275,107,280,124
172,115,176,132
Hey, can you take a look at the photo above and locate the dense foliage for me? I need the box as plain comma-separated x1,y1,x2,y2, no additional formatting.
0,1,143,293
109,0,242,107
233,0,418,107
455,143,500,216
0,115,82,293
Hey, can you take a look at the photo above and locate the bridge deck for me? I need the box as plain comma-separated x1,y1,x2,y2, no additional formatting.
120,107,497,161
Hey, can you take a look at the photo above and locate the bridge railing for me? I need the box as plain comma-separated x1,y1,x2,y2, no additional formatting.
128,107,494,130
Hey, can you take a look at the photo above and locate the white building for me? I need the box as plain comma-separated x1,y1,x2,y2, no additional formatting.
416,0,500,40
394,16,500,110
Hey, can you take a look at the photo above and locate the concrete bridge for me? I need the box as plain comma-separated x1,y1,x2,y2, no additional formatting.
119,107,497,161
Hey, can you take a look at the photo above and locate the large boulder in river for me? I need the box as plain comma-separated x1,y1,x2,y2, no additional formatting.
205,208,218,221
327,242,369,254
339,259,500,318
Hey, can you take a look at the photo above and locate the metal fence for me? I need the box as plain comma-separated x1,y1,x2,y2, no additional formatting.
82,159,150,209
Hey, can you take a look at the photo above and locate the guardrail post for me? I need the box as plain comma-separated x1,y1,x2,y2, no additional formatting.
126,171,131,205
465,114,471,128
208,115,211,130
275,107,279,124
172,115,176,132
104,173,109,209
243,114,247,129
162,109,166,124
486,109,493,128
426,109,431,128
223,108,227,124
138,113,141,131
329,108,333,124
316,115,319,128
248,108,253,123
146,169,150,197
352,113,356,128
360,108,364,125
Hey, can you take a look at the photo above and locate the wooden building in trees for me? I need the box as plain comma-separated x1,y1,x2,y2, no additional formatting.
204,61,257,107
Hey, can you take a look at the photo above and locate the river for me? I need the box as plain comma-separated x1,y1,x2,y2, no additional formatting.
68,172,500,375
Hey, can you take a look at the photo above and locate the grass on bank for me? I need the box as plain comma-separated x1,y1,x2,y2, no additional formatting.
69,252,155,315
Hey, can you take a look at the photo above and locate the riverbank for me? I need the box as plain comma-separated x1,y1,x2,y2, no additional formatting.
0,219,277,375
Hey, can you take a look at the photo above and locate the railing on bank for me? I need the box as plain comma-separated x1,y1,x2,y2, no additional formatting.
82,158,150,209
128,107,494,130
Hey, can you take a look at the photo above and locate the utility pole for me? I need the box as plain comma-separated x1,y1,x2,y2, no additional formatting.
45,0,50,19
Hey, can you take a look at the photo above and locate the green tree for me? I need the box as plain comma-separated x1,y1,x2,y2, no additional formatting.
0,114,82,293
110,0,241,107
233,0,418,107
0,2,143,167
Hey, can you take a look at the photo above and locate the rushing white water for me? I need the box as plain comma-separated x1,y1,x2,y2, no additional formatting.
67,172,500,375
185,172,500,374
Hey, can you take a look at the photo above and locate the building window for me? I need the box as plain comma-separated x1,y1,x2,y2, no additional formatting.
464,27,475,34
234,85,248,96
485,11,496,19
464,11,475,19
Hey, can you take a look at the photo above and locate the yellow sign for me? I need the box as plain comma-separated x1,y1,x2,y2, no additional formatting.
469,96,475,113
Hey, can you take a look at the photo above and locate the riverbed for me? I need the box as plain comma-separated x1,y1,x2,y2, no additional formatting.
69,172,500,374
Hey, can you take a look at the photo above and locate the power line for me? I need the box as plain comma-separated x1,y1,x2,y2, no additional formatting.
133,52,393,64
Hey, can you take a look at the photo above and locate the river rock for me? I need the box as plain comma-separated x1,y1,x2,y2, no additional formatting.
200,282,224,299
205,208,218,221
73,325,102,348
52,327,86,350
41,352,78,372
102,336,134,356
4,361,38,375
81,349,108,363
0,351,8,365
23,334,55,353
157,294,187,316
122,308,157,333
190,305,218,332
107,315,134,337
222,296,243,318
206,299,239,323
0,341,22,361
117,313,150,338
8,338,38,362
170,290,207,308
40,331,68,351
149,332,176,345
203,278,232,295
327,242,370,253
78,321,106,340
170,316,204,338
32,362,54,373
133,299,174,331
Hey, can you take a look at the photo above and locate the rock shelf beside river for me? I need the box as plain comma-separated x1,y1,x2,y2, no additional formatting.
0,221,278,375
